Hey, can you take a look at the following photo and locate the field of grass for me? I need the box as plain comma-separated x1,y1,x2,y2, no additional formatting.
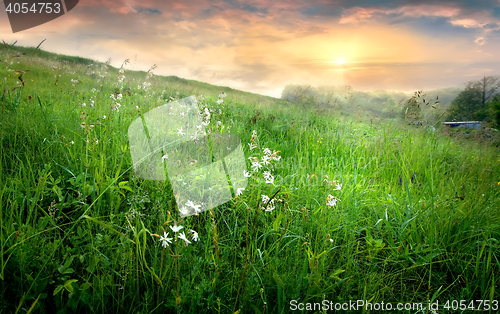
1,44,499,313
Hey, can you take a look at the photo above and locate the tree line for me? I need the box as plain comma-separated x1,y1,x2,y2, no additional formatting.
445,76,500,127
280,76,500,129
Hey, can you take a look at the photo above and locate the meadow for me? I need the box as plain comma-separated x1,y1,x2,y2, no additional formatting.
0,44,499,313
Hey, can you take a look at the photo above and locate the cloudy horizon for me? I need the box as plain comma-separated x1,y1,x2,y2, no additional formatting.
1,0,500,98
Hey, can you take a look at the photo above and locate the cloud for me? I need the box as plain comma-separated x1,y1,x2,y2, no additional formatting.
396,4,461,18
339,3,500,32
339,4,463,24
339,7,384,24
3,0,500,97
474,37,486,45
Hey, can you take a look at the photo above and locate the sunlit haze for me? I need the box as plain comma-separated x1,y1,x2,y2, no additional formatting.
2,0,500,97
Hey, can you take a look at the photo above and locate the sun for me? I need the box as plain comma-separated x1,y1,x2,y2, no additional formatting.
335,59,346,65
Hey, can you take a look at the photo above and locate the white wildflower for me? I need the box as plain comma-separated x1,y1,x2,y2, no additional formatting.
169,222,183,233
251,161,262,172
326,195,340,207
186,200,201,212
265,175,274,184
178,232,191,244
261,194,270,204
162,152,168,163
179,206,189,216
264,203,275,212
261,155,271,166
190,230,199,242
159,232,173,248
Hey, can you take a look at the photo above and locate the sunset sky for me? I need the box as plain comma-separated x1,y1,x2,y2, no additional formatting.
1,0,500,97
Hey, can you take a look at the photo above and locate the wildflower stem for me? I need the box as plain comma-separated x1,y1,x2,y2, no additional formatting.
234,187,281,312
175,246,180,313
157,246,164,302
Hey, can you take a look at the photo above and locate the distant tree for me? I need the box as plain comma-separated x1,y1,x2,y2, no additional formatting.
401,90,441,126
489,94,500,127
403,99,422,123
402,91,424,124
281,84,312,103
381,97,398,118
446,76,500,121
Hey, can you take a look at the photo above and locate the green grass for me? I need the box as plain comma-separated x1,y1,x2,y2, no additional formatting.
1,44,499,313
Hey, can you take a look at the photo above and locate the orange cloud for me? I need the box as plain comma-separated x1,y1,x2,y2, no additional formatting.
2,0,500,97
396,4,461,18
340,4,462,24
339,7,385,24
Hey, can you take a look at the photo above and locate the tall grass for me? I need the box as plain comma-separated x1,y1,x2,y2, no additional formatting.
0,44,499,313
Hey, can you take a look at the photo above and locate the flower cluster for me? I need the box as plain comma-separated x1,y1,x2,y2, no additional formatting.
326,194,340,207
110,93,122,112
325,176,342,207
156,221,199,248
243,130,282,211
77,108,100,148
178,200,204,216
324,175,342,191
116,59,130,87
245,130,281,186
261,194,277,212
146,64,156,80
200,107,211,126
217,91,226,105
137,64,156,92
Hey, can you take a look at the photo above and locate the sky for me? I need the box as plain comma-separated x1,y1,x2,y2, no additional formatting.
1,0,500,98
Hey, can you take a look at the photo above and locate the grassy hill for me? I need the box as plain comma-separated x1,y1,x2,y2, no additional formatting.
1,44,499,313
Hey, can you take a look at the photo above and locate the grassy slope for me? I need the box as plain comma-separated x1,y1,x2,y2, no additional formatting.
0,44,499,313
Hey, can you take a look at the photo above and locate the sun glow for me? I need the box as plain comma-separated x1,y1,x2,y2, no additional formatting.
335,59,346,65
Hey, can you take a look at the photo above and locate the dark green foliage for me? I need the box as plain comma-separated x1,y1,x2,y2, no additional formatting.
489,95,500,127
446,83,483,121
446,76,500,122
402,97,422,122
